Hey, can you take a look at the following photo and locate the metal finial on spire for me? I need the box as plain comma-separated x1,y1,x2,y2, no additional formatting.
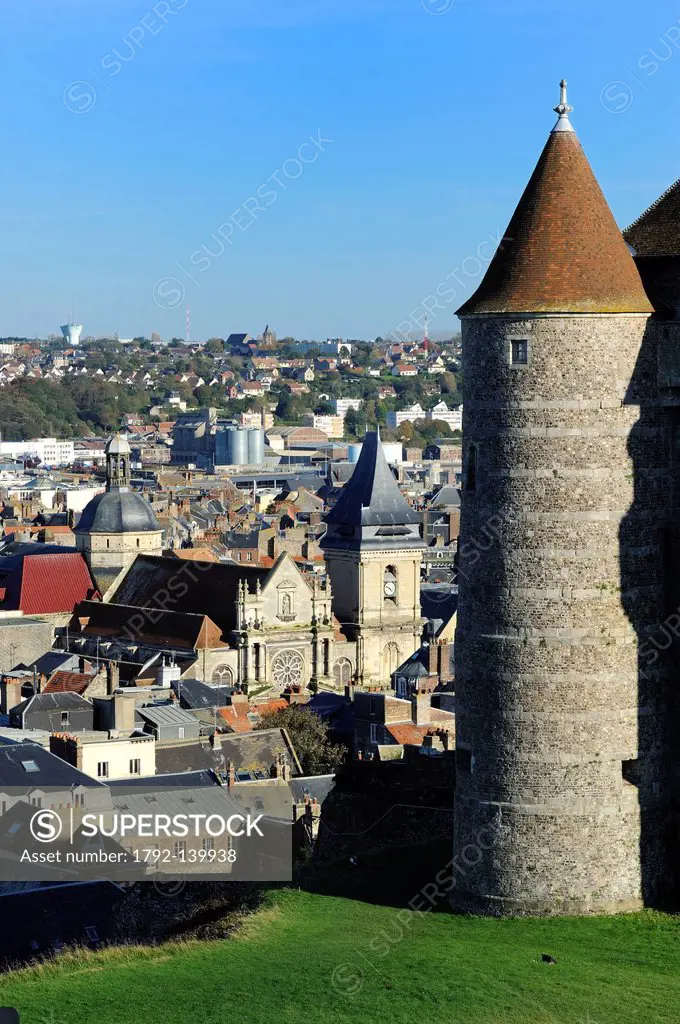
552,78,575,133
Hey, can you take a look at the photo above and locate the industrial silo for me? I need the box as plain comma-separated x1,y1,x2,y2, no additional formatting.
247,428,264,465
229,428,249,466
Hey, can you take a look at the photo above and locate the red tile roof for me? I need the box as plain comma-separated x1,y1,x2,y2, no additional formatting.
19,553,99,615
218,698,288,733
385,723,433,746
44,671,92,695
385,721,454,745
459,127,652,315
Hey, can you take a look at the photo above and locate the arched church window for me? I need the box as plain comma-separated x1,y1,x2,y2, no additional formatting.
333,658,353,687
212,665,234,685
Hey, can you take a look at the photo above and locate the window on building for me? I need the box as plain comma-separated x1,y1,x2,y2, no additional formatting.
369,723,379,744
511,339,529,366
466,445,477,492
174,841,186,860
97,762,109,778
84,926,100,943
178,727,185,739
61,712,69,726
129,759,141,776
202,837,215,853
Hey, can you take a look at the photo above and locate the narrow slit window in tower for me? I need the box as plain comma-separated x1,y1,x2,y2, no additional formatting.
511,339,529,365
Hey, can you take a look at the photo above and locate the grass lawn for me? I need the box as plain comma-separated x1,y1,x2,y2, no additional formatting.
0,883,678,1024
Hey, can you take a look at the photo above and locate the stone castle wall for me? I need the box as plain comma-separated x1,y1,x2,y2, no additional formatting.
453,313,671,915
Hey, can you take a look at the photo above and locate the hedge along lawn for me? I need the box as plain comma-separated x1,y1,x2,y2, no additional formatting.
0,888,678,1024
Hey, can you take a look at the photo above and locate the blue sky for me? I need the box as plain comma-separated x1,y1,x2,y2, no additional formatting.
1,0,679,340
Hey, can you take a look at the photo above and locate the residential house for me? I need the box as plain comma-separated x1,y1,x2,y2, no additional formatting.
9,691,95,732
49,732,156,781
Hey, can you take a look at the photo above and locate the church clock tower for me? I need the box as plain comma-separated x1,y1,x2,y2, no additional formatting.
320,430,425,686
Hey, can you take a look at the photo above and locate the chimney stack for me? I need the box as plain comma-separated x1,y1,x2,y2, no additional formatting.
412,691,431,726
106,661,120,696
0,678,23,716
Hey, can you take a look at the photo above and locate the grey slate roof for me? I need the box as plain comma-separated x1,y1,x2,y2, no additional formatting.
29,652,82,677
154,741,225,776
137,705,200,728
172,678,233,710
427,484,461,508
321,431,424,553
12,692,93,718
108,770,219,789
420,584,458,636
219,728,303,778
0,742,106,788
324,431,420,528
394,647,431,680
289,774,335,805
108,554,269,634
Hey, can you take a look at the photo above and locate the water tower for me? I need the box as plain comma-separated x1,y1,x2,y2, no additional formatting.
60,322,83,346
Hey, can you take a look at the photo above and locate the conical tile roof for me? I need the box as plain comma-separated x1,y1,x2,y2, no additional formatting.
458,84,652,316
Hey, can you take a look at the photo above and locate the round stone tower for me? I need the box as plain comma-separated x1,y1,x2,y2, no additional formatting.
452,82,669,915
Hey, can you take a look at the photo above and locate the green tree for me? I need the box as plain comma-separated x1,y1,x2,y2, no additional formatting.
352,342,373,368
256,706,346,775
344,406,363,437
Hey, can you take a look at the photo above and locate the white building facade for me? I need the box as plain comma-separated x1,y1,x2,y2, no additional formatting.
0,438,75,465
386,404,425,429
427,402,462,431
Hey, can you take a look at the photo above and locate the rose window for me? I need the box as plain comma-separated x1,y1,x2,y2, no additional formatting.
271,650,304,688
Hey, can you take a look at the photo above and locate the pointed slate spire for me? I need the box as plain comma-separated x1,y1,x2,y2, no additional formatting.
320,430,424,552
458,81,652,316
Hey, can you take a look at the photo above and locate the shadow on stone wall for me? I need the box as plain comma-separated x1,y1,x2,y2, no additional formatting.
621,318,678,910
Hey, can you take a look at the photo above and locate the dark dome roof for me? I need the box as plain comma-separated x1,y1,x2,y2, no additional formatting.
74,490,160,535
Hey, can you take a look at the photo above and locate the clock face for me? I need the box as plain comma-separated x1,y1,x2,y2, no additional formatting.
384,580,396,598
